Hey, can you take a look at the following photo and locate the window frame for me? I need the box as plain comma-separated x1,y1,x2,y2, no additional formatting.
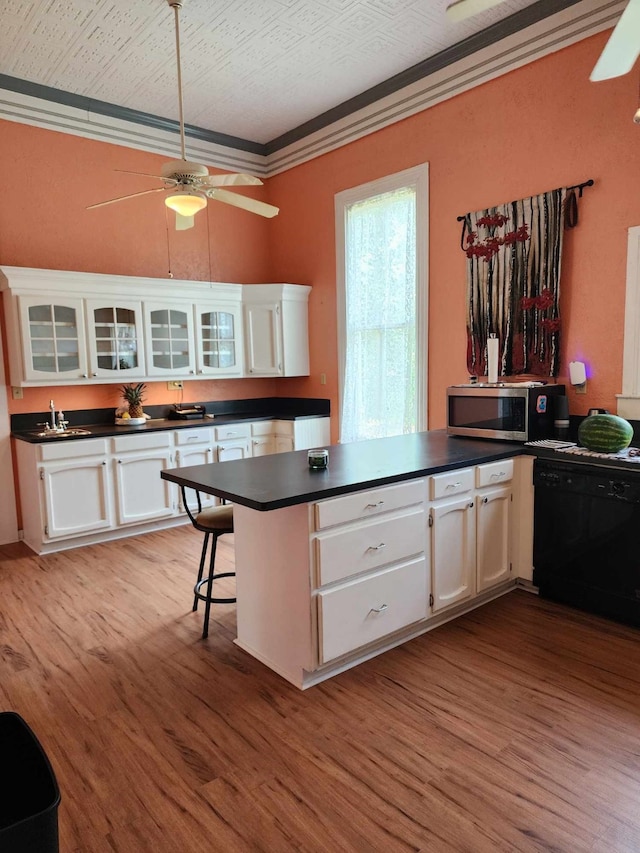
335,163,429,441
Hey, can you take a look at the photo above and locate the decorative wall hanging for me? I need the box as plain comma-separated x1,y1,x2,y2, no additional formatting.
458,180,592,378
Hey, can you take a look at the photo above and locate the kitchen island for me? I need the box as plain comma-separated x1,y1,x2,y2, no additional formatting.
162,431,531,688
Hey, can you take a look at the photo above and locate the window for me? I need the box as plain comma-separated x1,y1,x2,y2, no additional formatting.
335,164,428,443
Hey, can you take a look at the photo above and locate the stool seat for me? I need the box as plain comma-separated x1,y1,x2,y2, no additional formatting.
194,504,234,533
180,486,235,639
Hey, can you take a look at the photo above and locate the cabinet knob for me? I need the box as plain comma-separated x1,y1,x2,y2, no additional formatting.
482,496,488,503
82,373,88,378
92,372,97,377
468,501,474,508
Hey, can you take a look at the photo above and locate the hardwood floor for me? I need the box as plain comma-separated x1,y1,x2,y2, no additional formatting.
1,527,640,852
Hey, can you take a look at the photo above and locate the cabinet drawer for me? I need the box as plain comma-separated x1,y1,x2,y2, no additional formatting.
429,468,473,500
317,557,428,663
250,420,275,436
214,423,251,441
174,427,213,445
315,479,425,530
39,438,109,461
476,459,514,488
315,508,426,586
112,432,172,452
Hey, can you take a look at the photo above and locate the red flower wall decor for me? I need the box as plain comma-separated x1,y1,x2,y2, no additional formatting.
465,220,530,261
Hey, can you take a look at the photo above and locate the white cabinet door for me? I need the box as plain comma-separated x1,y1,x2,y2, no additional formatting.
40,458,112,538
251,436,275,456
143,302,195,377
244,302,282,375
18,295,88,382
114,450,175,524
431,494,476,612
176,445,216,511
217,439,251,462
274,435,294,454
194,303,243,377
476,485,511,592
85,299,146,379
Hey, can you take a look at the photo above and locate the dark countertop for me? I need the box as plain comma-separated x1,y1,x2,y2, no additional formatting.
12,411,328,444
162,431,521,511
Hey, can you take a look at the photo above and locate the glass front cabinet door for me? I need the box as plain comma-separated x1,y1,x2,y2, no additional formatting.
143,302,196,377
194,303,243,377
18,295,89,382
85,300,146,379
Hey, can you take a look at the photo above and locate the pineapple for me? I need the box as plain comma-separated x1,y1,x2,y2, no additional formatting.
121,382,146,419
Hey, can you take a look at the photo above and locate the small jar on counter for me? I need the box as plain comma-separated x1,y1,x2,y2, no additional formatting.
308,448,329,469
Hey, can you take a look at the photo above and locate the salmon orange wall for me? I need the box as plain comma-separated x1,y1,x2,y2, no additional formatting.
268,31,640,432
0,122,281,415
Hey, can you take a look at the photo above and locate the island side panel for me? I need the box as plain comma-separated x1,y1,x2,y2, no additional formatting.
233,502,314,687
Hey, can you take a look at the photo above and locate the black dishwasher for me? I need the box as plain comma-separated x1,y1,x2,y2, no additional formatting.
533,458,640,627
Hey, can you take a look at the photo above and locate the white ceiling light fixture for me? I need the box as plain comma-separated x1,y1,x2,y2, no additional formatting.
88,0,279,229
590,0,640,81
445,0,507,22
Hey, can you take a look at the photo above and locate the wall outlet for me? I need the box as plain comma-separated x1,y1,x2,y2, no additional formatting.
320,373,327,385
574,380,587,395
167,380,184,390
11,386,23,399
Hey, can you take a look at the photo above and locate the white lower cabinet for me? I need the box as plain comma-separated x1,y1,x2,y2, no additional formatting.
318,558,428,664
430,494,476,611
429,460,512,613
476,485,511,592
41,452,113,539
113,433,175,525
312,480,429,664
174,428,215,511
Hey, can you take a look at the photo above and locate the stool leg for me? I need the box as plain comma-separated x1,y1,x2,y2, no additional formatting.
193,532,209,612
202,534,218,640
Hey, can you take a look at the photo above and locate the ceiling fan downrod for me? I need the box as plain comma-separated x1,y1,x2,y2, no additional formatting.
167,0,187,162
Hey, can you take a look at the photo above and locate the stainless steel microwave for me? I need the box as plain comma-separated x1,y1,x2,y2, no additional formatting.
446,383,566,442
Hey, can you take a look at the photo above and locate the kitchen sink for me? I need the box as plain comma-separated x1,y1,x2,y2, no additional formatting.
30,428,92,438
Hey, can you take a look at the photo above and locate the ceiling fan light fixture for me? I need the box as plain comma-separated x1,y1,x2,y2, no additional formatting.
165,189,207,217
445,0,506,22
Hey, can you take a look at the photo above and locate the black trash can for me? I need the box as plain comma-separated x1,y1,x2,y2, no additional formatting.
0,712,61,853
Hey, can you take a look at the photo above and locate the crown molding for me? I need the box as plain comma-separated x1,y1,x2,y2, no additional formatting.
0,0,623,178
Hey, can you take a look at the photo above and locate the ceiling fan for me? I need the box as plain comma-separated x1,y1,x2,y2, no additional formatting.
88,0,278,230
446,0,638,82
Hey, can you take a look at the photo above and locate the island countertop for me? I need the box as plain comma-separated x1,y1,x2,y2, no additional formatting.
161,430,522,511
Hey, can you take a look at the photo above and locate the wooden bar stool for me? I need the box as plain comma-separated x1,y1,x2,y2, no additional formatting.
181,486,235,639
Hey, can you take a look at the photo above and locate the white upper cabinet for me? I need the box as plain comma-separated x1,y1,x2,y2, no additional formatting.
85,299,146,379
0,267,310,385
194,301,243,377
143,302,196,378
243,284,311,377
18,295,89,382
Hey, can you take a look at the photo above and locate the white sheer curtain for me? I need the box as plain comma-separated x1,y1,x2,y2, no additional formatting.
340,187,417,444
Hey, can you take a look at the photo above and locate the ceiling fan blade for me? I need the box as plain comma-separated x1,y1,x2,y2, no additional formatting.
590,0,640,81
206,189,279,218
199,174,263,188
87,187,167,210
115,169,178,184
445,0,507,22
175,213,195,230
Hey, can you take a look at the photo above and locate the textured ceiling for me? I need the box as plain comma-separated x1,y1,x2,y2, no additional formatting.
1,0,553,145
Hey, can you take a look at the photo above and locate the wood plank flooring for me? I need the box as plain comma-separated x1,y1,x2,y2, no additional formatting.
1,526,640,852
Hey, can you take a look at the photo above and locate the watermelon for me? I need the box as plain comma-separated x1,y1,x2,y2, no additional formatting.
578,414,634,453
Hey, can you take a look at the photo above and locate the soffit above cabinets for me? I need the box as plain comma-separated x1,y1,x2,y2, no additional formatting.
0,0,624,175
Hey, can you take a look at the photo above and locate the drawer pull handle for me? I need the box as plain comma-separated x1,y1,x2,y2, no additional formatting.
446,482,462,490
367,542,386,552
490,471,506,480
369,604,388,614
365,500,385,509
